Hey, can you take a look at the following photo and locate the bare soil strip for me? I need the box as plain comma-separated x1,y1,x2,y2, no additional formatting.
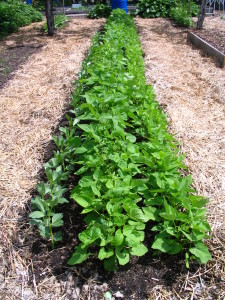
0,18,104,299
136,17,225,299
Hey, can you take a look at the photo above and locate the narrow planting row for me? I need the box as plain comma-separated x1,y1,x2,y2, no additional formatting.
30,10,211,271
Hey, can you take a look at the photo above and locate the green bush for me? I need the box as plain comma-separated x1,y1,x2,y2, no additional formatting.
42,14,69,33
169,2,199,27
88,4,111,19
169,6,193,26
135,0,176,18
0,0,43,39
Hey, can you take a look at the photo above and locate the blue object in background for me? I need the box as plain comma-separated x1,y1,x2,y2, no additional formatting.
111,0,127,13
26,0,32,4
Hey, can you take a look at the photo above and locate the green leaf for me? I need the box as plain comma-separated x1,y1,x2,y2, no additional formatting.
111,229,124,246
152,235,182,254
29,211,45,219
54,231,62,241
104,255,117,271
68,246,90,265
116,248,130,266
129,208,149,222
79,226,102,246
189,242,211,264
130,243,148,256
52,213,63,227
142,206,157,221
98,247,114,260
31,197,46,212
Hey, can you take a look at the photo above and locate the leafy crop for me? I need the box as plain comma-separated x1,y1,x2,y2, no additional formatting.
30,9,211,271
0,0,43,39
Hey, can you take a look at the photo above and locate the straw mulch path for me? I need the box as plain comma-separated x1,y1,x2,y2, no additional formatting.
0,18,104,299
136,16,225,299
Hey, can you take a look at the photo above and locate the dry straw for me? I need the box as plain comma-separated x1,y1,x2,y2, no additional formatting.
0,18,105,299
137,15,225,299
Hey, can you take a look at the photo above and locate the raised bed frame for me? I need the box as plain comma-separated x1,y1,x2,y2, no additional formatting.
187,31,225,67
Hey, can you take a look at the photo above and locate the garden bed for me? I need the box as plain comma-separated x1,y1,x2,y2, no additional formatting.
0,13,224,300
189,14,225,66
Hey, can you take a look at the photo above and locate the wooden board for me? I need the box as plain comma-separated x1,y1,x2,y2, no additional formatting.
187,31,225,67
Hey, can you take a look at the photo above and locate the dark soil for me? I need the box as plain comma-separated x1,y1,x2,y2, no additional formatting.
16,199,191,299
0,45,43,89
12,108,196,300
192,28,225,54
11,91,220,300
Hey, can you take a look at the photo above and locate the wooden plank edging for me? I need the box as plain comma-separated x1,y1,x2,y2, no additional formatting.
187,31,225,67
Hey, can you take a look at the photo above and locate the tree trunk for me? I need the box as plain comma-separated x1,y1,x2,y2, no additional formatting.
197,0,207,29
45,0,54,36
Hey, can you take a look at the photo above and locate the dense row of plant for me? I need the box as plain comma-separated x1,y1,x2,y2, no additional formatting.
133,0,199,27
30,9,211,271
0,0,43,39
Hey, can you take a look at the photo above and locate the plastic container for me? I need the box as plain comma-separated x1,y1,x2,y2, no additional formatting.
111,0,127,13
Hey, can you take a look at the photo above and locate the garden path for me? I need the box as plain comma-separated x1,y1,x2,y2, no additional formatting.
137,17,225,298
0,18,104,299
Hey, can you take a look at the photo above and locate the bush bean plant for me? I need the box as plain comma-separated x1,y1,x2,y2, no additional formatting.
30,9,211,271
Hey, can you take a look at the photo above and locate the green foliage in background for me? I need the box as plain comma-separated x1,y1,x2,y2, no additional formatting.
30,9,211,271
169,1,199,27
134,0,200,27
42,14,69,33
135,0,176,18
88,4,111,19
0,0,43,39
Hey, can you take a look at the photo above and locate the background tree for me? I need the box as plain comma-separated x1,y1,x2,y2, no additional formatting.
45,0,54,35
197,0,207,29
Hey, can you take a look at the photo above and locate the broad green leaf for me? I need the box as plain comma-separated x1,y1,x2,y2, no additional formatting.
116,248,130,266
52,213,63,227
29,211,45,219
54,231,62,241
152,236,182,254
142,206,157,221
111,229,124,246
98,247,114,260
68,245,90,265
130,243,148,256
31,197,45,213
104,255,117,271
129,208,149,222
79,226,102,246
189,242,211,264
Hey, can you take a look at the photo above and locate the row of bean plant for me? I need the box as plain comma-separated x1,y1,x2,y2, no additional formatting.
30,9,211,271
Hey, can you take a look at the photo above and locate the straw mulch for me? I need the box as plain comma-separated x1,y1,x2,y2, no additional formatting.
0,18,104,299
136,16,225,299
